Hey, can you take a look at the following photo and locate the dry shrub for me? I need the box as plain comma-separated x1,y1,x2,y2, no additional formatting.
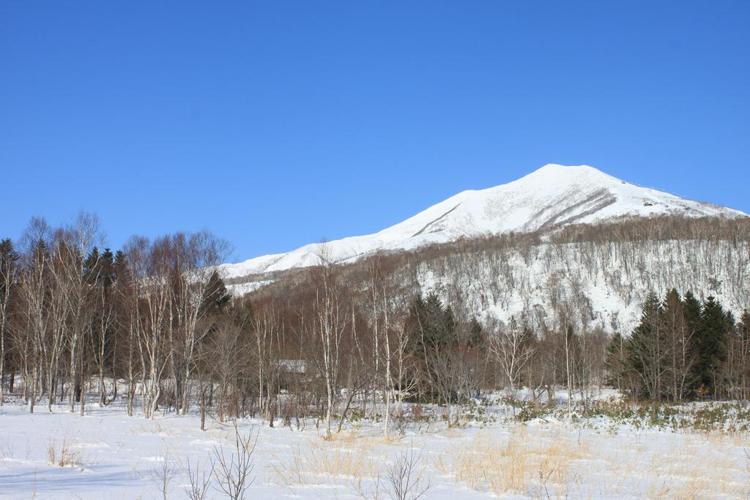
47,438,81,467
703,430,750,448
385,448,430,500
644,476,723,500
325,429,404,448
641,440,745,498
273,436,377,488
324,429,363,445
211,422,257,500
447,426,588,496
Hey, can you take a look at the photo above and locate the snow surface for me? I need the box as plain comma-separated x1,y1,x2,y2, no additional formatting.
0,398,747,498
219,164,747,279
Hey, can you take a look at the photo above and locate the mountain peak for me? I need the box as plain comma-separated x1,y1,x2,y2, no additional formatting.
519,163,621,185
219,164,746,279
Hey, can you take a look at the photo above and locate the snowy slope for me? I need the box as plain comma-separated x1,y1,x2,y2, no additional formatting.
219,164,746,279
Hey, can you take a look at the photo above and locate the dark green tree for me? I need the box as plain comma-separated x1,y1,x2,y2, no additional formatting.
0,239,19,402
691,296,732,398
200,270,231,316
406,293,457,355
405,293,458,403
466,317,483,348
627,292,666,400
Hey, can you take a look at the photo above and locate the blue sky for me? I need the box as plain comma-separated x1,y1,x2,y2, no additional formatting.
2,1,748,261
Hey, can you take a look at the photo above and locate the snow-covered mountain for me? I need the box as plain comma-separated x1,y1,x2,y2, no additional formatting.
219,164,746,280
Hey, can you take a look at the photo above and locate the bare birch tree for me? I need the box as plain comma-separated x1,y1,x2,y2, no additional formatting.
489,317,535,395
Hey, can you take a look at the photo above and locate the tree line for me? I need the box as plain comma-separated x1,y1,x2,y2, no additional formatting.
607,289,750,402
0,214,748,435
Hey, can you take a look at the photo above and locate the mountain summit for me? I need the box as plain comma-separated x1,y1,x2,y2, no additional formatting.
220,164,746,279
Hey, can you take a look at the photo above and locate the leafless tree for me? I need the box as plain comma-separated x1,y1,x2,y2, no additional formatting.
384,448,430,500
251,302,282,426
50,213,102,413
169,231,230,415
125,235,172,418
17,217,53,413
488,316,535,395
211,421,257,500
662,289,694,401
151,454,176,500
309,247,348,438
185,458,214,500
367,257,397,436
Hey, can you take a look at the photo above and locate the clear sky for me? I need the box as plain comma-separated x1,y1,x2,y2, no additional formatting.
2,1,748,261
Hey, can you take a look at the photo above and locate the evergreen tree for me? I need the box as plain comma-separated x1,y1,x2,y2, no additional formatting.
405,293,458,402
466,317,483,348
201,271,231,316
0,239,19,401
627,292,666,400
692,296,732,398
100,249,115,287
83,247,100,283
406,293,457,355
112,250,129,284
681,291,702,395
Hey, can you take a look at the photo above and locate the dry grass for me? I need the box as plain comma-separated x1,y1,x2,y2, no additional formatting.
595,430,750,498
271,423,750,497
641,440,745,497
442,426,588,496
272,429,422,498
326,429,403,447
272,435,378,488
47,438,81,467
702,429,750,447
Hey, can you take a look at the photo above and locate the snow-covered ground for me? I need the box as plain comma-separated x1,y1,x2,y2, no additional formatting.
1,398,748,499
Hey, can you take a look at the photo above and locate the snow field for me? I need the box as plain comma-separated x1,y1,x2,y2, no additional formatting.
1,401,748,498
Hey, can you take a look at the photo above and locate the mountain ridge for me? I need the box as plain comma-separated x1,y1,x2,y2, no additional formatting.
219,164,747,280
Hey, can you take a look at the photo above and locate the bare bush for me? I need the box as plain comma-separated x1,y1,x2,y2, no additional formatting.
384,448,430,500
153,455,177,500
185,458,214,500
212,421,257,499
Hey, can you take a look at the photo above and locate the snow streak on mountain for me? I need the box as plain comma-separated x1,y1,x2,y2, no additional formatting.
220,164,746,279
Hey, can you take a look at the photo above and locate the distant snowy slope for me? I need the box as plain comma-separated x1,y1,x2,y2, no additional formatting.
219,164,746,279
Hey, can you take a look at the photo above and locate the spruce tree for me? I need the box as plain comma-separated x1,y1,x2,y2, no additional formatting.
692,297,732,398
201,271,230,316
100,249,115,286
405,293,457,402
467,317,483,348
407,292,456,355
682,291,703,396
627,292,666,400
0,239,19,403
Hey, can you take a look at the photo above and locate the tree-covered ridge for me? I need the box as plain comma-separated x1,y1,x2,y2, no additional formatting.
1,213,749,435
